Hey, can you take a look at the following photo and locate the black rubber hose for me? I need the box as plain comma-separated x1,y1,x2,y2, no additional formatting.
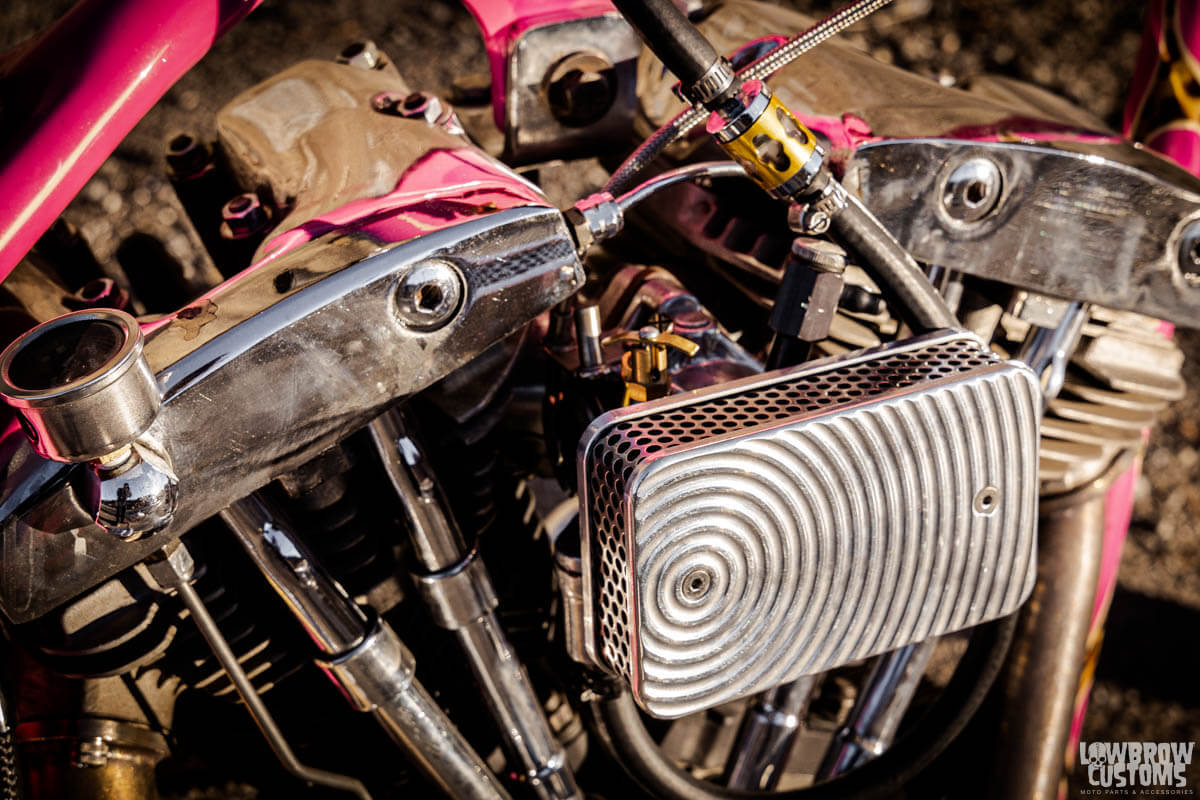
585,613,1017,800
830,194,959,332
609,0,720,88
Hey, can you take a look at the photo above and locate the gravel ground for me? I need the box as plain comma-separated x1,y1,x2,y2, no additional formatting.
3,0,1198,794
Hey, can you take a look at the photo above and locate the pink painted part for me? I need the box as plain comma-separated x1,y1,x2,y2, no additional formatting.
796,111,1115,165
801,113,880,155
1124,0,1167,136
1177,0,1200,71
939,117,1124,146
1147,124,1200,175
141,145,548,343
459,0,617,131
1066,449,1145,755
0,0,261,285
255,147,546,266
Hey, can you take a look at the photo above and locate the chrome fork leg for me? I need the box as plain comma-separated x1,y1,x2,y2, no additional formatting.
220,495,510,800
369,409,582,800
815,639,937,780
723,676,818,791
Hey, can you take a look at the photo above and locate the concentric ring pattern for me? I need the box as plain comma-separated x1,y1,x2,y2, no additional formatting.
580,332,1042,718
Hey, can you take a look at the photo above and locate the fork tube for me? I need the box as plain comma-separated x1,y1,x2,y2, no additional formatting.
220,495,509,800
724,676,818,790
369,409,582,800
816,639,937,780
983,473,1108,800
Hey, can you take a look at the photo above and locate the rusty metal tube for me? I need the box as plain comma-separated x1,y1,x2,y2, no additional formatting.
985,471,1111,799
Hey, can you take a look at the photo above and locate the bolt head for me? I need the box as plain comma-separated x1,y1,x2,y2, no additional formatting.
941,157,1003,223
394,260,464,331
374,91,445,124
337,40,381,70
544,52,616,128
221,193,269,239
678,566,715,604
165,132,209,179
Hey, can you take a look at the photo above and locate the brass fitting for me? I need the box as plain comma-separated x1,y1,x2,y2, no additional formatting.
604,324,700,403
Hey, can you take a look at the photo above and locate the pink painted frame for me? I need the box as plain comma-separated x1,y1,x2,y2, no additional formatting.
0,0,263,283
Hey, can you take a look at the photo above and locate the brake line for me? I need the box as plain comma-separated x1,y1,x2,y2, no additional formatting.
603,0,896,197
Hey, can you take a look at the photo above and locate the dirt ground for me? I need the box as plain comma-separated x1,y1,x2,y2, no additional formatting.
2,0,1198,794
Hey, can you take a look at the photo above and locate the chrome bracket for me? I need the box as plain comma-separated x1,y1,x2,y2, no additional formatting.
0,204,583,623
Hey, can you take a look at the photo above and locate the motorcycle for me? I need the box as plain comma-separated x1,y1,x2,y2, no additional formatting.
0,0,1193,797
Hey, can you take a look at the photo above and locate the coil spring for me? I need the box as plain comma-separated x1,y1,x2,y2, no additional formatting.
0,730,17,800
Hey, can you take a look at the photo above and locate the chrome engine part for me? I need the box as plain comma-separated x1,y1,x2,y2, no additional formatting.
0,59,584,623
578,330,1042,718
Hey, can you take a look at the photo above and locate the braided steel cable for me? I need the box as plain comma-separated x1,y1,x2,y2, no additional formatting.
604,0,895,196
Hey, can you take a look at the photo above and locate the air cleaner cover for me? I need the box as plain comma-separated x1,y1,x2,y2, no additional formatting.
578,330,1041,718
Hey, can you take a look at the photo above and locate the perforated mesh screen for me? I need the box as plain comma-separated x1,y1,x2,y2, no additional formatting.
583,335,998,682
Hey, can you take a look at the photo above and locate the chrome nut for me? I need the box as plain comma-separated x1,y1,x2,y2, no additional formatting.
372,91,462,133
336,40,382,70
395,92,444,124
0,309,160,462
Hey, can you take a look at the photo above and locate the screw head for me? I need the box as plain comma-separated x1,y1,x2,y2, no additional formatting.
973,485,1000,515
1178,221,1200,287
394,260,464,331
941,157,1003,223
804,210,831,235
679,566,715,604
